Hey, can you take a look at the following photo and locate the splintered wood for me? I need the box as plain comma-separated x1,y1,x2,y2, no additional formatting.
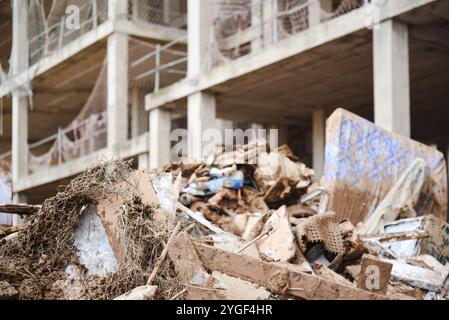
167,232,218,300
0,203,41,216
167,231,412,300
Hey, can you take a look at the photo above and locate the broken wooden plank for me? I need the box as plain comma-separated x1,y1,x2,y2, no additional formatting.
313,264,355,288
357,254,392,295
0,203,41,215
194,243,413,300
360,230,430,243
167,231,218,300
177,202,224,234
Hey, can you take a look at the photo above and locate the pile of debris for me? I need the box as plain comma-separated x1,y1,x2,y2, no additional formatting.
159,139,449,300
164,140,316,237
0,161,182,300
0,109,448,300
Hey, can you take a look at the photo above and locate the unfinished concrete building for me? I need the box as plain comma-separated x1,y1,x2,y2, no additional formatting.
1,0,449,221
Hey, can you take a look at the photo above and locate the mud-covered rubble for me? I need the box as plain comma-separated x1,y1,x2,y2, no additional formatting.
0,145,447,300
1,110,449,300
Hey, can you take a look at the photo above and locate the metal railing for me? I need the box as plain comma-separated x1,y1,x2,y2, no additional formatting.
132,35,187,92
29,0,108,65
28,0,188,66
209,0,366,68
27,111,107,173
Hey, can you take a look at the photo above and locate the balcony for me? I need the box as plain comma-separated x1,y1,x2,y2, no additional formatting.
28,0,187,66
207,0,365,69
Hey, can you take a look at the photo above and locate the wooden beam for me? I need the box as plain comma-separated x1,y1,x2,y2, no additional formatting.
0,203,41,215
194,243,413,300
167,232,219,299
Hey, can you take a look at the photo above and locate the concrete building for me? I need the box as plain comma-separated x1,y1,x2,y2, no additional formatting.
1,0,449,221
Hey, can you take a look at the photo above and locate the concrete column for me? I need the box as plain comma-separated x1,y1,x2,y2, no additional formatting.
312,110,325,179
373,19,410,137
12,193,27,227
188,0,211,78
163,0,171,25
263,0,277,46
108,0,128,20
149,109,171,169
12,95,28,183
138,153,149,170
130,89,148,138
107,32,129,149
188,92,217,160
11,0,28,184
308,0,321,27
216,119,234,147
11,0,28,73
251,0,263,52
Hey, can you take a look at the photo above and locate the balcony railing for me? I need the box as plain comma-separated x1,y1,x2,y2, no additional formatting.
208,0,366,68
27,0,187,66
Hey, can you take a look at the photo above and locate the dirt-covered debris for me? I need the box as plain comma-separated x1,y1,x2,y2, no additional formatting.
0,160,181,300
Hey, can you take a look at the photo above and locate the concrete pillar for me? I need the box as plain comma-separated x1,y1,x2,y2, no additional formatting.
373,19,410,137
163,0,171,25
312,110,325,179
11,0,28,184
12,193,27,227
11,0,28,73
251,0,263,51
107,0,129,151
12,95,28,183
263,0,277,46
187,92,217,160
131,89,148,138
216,119,234,147
108,0,128,21
138,153,149,170
188,0,211,78
308,0,321,27
107,32,129,149
149,109,171,169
